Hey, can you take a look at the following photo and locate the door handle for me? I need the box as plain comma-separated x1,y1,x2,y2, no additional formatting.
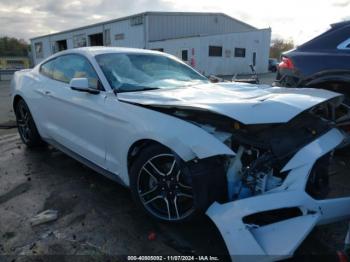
37,89,51,96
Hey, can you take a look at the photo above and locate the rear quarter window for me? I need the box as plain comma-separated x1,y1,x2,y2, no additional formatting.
337,37,350,50
40,59,55,79
51,54,99,88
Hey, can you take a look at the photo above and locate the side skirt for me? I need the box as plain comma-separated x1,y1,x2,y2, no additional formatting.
45,138,127,187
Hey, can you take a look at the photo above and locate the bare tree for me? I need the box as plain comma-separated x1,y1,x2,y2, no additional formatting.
0,37,29,57
270,38,294,60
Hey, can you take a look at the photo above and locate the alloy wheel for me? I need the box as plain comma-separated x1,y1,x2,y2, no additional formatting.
137,153,195,221
16,102,32,143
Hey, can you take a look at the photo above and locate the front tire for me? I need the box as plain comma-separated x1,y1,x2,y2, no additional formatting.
130,144,197,223
14,99,44,147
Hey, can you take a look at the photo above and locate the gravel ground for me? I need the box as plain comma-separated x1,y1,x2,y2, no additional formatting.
221,72,277,85
0,133,228,260
0,80,16,136
0,78,349,261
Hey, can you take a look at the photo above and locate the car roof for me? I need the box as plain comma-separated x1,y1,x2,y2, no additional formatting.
297,21,350,51
331,20,350,29
76,46,162,56
38,47,167,66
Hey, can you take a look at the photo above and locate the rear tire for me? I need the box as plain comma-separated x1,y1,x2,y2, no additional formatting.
14,99,44,147
129,144,197,223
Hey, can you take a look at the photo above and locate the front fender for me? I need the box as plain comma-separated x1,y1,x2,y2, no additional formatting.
124,104,236,161
104,100,235,185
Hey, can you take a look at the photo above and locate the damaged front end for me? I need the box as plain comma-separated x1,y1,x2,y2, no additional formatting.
118,84,350,260
207,128,349,262
160,102,349,261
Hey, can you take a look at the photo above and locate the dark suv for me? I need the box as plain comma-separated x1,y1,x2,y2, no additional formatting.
275,20,350,101
268,58,278,72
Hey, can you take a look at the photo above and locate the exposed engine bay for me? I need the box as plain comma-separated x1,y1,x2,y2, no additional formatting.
148,103,334,203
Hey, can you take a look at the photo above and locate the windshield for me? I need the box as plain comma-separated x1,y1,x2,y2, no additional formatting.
95,53,208,92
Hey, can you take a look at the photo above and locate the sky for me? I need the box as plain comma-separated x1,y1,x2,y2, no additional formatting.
0,0,349,45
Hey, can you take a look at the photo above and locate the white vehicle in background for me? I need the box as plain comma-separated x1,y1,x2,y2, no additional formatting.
11,47,350,261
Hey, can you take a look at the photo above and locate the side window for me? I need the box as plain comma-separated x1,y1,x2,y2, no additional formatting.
40,59,55,79
52,55,99,89
337,37,350,50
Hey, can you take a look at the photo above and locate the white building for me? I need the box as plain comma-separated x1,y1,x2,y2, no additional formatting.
31,12,271,75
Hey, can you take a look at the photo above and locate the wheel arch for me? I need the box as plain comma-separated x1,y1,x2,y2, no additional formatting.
305,74,350,91
13,94,24,111
307,79,350,101
127,139,174,175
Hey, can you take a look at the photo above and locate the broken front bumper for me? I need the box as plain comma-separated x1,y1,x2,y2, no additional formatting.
207,128,350,262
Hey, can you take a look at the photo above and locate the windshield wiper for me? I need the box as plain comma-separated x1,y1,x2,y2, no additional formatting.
115,85,160,93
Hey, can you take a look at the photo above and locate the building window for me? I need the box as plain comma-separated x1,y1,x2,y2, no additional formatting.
182,50,188,61
89,33,103,46
52,40,67,53
34,42,43,58
73,34,87,48
209,46,222,57
234,48,246,58
151,48,164,52
130,15,143,26
115,33,125,40
104,29,111,46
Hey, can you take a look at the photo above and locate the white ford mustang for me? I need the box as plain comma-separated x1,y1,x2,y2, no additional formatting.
11,47,350,261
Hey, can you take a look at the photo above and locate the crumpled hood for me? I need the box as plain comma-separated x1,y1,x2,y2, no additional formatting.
118,82,343,124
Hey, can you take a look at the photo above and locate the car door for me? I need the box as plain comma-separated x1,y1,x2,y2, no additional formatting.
42,54,107,167
32,58,57,138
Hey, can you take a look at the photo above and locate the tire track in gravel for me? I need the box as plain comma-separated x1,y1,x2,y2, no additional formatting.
0,182,31,205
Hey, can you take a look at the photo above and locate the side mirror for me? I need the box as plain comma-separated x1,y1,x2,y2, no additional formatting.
70,78,100,94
